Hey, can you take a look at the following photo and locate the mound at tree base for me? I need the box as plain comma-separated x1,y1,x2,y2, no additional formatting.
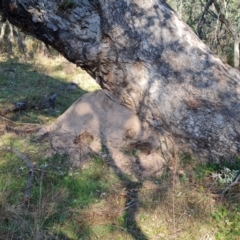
39,90,172,177
4,0,240,164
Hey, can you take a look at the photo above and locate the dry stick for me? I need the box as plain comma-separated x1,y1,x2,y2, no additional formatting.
221,172,240,198
7,148,36,206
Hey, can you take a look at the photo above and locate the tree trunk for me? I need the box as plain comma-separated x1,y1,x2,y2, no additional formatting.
198,0,240,70
233,35,239,70
2,0,240,161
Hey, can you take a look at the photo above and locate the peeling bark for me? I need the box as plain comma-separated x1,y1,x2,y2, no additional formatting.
2,0,240,161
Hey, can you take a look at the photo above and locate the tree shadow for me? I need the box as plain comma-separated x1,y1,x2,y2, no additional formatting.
100,134,148,240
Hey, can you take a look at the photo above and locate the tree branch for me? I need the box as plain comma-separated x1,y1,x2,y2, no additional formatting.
221,172,240,198
213,0,236,35
197,0,214,39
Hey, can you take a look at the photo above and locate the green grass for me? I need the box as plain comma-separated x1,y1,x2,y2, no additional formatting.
211,205,240,240
0,54,99,124
0,152,112,239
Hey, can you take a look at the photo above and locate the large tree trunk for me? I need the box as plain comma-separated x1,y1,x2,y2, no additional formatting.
2,0,240,161
233,35,239,70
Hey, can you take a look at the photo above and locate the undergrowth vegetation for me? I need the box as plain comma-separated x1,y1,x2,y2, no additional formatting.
0,51,240,239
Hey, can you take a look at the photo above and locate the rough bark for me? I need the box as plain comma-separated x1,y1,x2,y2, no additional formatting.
2,0,240,161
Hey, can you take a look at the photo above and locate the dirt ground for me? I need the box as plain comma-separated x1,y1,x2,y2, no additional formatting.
39,90,168,178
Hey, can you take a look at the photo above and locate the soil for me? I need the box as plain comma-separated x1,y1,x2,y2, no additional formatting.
39,90,169,178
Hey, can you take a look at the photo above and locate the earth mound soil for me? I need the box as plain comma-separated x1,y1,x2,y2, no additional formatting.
39,90,169,178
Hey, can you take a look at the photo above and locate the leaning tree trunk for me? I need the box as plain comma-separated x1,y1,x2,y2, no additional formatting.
2,0,240,161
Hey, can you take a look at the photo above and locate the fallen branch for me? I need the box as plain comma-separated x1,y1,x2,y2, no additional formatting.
6,125,39,135
221,172,240,198
0,101,27,116
0,115,40,126
7,147,36,206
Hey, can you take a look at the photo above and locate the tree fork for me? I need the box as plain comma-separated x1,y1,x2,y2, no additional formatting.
2,0,240,161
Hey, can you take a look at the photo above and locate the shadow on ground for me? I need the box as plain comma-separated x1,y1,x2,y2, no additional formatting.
0,58,88,125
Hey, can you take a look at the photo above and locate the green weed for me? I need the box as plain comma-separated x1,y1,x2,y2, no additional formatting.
212,205,240,240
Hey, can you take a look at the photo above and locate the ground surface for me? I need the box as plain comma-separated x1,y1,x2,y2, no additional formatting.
1,53,240,240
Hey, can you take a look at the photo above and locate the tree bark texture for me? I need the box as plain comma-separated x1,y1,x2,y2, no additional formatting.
2,0,240,161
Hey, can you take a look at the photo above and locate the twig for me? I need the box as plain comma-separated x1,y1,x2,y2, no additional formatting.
221,172,240,198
